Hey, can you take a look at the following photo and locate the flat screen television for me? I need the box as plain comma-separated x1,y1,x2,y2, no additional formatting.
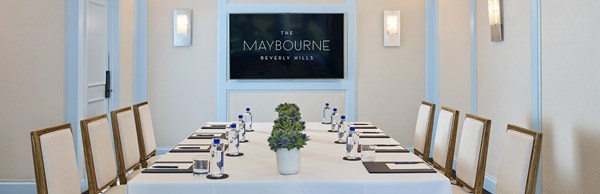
229,13,345,79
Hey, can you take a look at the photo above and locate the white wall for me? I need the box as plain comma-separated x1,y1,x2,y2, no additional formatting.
0,0,66,180
120,0,135,106
356,0,425,145
541,0,600,193
228,92,346,122
147,0,218,146
438,0,471,152
475,0,532,181
147,0,426,147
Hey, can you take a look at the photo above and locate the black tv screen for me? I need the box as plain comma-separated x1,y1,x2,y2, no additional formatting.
229,13,345,79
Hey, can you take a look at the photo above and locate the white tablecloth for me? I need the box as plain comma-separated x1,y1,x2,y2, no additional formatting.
127,122,451,194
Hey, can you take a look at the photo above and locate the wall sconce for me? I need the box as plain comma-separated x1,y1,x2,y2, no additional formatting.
488,0,503,42
383,10,401,47
173,9,192,47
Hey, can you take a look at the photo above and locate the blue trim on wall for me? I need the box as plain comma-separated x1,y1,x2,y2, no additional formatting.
530,0,542,193
425,0,439,105
470,0,478,114
134,0,148,103
425,0,439,156
0,182,36,194
216,0,358,121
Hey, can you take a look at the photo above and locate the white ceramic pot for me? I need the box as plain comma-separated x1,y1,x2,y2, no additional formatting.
276,148,300,175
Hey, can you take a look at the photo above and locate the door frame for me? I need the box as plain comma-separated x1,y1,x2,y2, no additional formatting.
66,0,120,191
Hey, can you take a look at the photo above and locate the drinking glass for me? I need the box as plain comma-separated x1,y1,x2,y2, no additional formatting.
361,145,376,162
193,155,209,174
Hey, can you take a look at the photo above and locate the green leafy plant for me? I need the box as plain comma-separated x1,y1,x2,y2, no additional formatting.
268,103,309,151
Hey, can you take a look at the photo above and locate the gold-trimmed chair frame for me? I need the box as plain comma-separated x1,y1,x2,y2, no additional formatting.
455,113,492,194
30,123,74,194
431,106,460,179
132,101,157,168
414,101,436,160
505,124,543,194
111,106,143,184
81,114,119,194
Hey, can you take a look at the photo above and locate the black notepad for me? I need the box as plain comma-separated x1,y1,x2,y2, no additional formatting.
188,133,225,139
170,144,229,153
352,126,378,129
362,162,437,173
358,134,390,138
142,162,194,173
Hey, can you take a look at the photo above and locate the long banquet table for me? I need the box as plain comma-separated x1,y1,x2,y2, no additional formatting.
127,122,452,194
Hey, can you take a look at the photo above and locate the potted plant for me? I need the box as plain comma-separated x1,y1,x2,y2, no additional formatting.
268,103,309,175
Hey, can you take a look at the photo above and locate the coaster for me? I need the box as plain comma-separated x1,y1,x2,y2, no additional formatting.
327,130,338,133
343,156,361,161
240,140,249,143
226,152,244,157
206,173,229,180
334,140,346,144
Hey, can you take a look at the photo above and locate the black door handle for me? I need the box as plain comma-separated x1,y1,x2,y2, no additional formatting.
105,70,112,98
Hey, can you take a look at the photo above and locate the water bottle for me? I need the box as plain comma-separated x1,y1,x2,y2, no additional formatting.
330,108,339,131
227,123,240,155
237,115,247,142
337,115,347,142
322,103,332,124
243,108,253,132
346,127,360,159
209,138,224,177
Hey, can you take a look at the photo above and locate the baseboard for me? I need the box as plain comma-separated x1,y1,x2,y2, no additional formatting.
0,181,36,194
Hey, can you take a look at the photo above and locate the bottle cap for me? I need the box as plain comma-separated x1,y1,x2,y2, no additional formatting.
213,138,221,144
333,108,338,112
325,103,329,106
238,115,243,119
341,115,346,119
349,127,355,132
230,123,237,128
246,108,250,111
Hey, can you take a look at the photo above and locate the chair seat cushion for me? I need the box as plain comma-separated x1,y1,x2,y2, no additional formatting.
451,185,471,194
103,185,127,194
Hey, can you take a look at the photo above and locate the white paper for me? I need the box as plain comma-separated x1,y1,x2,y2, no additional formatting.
360,133,387,137
351,122,372,125
386,163,432,170
176,146,210,150
151,163,193,169
377,146,405,150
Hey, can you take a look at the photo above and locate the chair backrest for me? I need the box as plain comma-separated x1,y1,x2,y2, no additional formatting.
80,115,119,194
412,101,436,160
431,106,459,178
31,124,81,194
496,124,543,194
133,101,157,167
111,106,142,184
455,114,492,194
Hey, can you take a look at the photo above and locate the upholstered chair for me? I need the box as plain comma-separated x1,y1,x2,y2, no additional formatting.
133,101,160,168
453,114,492,194
111,107,143,184
495,124,543,194
81,115,126,194
431,107,460,178
31,124,81,194
412,101,436,160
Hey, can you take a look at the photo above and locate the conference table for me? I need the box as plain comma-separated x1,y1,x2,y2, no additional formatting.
127,122,452,194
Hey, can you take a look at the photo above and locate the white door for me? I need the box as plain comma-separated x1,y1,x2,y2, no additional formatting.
86,0,110,117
